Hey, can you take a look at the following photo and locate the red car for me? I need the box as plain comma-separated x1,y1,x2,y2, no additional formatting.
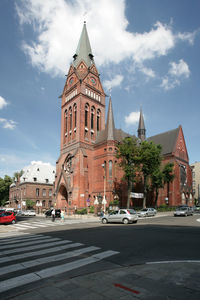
0,211,16,224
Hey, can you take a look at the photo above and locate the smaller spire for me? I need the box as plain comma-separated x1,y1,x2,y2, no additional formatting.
105,97,115,141
137,107,146,142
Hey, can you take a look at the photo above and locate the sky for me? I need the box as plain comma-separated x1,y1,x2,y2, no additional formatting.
0,0,200,178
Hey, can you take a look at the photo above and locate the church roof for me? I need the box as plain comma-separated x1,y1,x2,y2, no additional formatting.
19,162,56,184
148,127,180,155
73,22,94,68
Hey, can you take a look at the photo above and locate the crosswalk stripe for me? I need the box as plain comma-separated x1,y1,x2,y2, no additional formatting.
0,235,51,245
0,241,79,264
13,224,38,229
0,239,68,255
0,233,39,242
0,250,119,293
0,236,61,250
0,246,99,276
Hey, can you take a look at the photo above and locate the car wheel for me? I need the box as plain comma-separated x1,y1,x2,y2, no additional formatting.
11,219,16,224
123,218,129,224
102,218,108,224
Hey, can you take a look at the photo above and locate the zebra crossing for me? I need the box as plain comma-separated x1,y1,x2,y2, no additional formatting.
4,218,97,231
0,233,119,295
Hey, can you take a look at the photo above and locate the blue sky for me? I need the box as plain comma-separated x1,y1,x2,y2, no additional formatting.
0,0,200,178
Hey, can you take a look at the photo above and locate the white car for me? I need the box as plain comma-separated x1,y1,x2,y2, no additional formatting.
23,210,36,216
101,209,138,224
137,208,157,217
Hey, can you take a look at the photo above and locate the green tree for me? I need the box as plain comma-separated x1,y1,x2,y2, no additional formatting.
162,162,175,205
151,169,164,208
0,175,13,206
116,137,140,208
26,199,35,209
139,141,162,208
13,170,24,182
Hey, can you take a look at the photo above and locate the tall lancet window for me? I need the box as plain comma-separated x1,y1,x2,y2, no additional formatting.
85,104,89,127
97,109,101,131
65,109,68,133
74,104,77,129
69,107,72,131
91,107,95,130
109,160,113,178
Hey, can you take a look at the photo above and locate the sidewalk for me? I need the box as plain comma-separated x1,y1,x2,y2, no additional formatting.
9,261,200,299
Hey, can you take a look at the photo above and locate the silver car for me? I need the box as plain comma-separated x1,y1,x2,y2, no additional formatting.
174,206,193,217
137,208,157,217
101,209,138,224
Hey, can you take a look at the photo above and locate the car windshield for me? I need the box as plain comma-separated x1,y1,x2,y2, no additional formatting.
141,209,148,211
177,207,187,211
127,209,136,214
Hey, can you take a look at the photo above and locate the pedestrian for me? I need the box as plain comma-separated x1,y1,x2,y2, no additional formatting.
61,210,65,222
51,209,55,222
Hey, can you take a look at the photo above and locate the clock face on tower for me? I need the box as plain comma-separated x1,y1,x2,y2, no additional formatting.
90,76,96,85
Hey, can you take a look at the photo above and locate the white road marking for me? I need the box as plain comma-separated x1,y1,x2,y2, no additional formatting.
0,235,51,245
0,246,100,275
0,241,78,264
0,250,119,293
0,236,59,250
146,260,200,264
0,238,67,255
13,224,38,229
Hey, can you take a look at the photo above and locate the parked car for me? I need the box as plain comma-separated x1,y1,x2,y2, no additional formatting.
174,206,193,217
27,210,36,216
0,211,16,224
45,209,61,218
101,209,138,224
137,208,157,217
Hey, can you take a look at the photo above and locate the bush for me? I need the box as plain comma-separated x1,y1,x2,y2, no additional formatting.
157,204,175,212
76,208,88,215
89,206,94,213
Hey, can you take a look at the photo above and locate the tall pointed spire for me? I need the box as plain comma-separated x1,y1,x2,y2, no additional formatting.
105,97,115,141
137,107,146,142
73,22,94,68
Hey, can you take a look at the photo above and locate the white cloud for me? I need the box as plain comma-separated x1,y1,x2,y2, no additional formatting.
125,111,140,126
16,0,195,78
103,75,123,91
161,77,180,91
161,59,190,90
176,31,197,45
169,59,190,78
0,96,8,109
0,118,17,129
139,65,155,78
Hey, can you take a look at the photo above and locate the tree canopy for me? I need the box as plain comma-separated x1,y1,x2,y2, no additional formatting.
0,175,13,206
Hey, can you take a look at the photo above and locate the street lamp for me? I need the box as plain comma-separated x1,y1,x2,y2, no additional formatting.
102,163,107,212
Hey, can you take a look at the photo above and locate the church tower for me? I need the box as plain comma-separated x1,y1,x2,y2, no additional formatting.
55,22,106,211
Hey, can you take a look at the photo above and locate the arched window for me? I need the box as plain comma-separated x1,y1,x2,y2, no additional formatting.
109,160,113,177
97,109,101,131
91,106,95,130
85,104,89,127
69,107,72,131
74,104,77,129
65,109,68,133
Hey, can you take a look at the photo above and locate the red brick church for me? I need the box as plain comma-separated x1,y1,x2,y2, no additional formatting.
54,23,193,211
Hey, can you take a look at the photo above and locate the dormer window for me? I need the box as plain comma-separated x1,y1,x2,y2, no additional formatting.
45,179,49,183
37,168,40,171
33,177,37,182
73,54,77,60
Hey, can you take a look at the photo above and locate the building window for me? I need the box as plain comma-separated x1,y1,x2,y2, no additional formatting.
36,188,39,197
85,104,89,127
69,107,72,131
74,104,77,129
91,107,94,130
97,109,100,131
45,179,49,183
33,177,37,182
42,200,45,207
48,200,52,208
49,189,52,197
109,160,113,177
65,109,68,133
42,189,46,197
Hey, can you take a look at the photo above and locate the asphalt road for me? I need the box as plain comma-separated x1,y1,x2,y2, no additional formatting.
1,214,200,299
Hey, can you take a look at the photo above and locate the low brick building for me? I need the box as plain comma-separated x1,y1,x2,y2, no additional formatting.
9,162,56,213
